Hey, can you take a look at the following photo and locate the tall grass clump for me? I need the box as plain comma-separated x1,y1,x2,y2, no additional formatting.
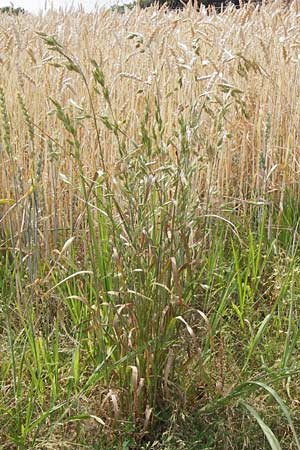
1,2,300,449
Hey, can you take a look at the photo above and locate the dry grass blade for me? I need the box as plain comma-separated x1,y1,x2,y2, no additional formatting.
171,257,183,304
164,349,174,396
176,315,211,386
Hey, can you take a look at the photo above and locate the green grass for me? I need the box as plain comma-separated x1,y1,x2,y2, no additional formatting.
1,33,300,450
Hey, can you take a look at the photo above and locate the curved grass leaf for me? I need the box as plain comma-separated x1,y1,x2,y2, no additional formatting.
247,381,300,450
241,401,282,450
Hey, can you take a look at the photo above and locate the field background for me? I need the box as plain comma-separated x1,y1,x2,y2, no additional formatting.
1,2,300,449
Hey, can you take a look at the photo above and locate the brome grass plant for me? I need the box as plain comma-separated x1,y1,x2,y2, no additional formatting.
1,2,300,448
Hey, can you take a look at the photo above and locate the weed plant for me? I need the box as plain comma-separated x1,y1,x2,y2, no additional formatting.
1,2,300,449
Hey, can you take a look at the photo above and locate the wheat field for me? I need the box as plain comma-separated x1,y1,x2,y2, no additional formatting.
1,3,300,449
1,2,300,243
